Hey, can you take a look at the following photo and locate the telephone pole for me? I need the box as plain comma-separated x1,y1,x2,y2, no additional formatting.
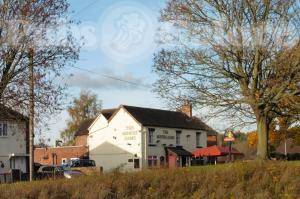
28,48,34,181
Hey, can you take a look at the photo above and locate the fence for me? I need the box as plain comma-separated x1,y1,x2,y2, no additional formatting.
0,170,28,184
0,173,12,183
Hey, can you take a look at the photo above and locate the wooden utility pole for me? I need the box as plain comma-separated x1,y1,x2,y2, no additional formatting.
28,48,34,181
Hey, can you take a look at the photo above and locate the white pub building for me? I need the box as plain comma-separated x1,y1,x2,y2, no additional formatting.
88,104,218,171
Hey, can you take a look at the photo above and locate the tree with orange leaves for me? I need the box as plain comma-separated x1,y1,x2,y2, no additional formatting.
247,117,300,149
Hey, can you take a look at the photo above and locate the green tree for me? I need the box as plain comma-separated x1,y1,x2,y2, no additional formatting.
154,0,300,159
60,91,102,145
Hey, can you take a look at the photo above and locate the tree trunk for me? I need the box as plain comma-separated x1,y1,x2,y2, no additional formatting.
256,115,268,159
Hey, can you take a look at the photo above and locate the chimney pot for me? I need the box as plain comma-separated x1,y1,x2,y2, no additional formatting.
178,102,192,117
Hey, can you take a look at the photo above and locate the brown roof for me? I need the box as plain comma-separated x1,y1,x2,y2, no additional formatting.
74,119,95,136
0,104,28,121
122,105,218,135
276,138,300,154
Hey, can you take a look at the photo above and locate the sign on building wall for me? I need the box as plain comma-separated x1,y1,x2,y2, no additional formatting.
157,130,175,140
122,131,138,140
122,126,138,141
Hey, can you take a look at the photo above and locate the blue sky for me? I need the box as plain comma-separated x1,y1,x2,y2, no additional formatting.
43,0,237,145
43,0,168,144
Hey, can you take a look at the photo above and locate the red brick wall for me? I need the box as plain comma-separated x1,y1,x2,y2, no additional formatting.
34,146,88,165
75,135,87,146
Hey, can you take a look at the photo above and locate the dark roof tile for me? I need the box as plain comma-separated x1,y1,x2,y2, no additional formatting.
74,109,117,137
0,104,27,121
101,108,117,120
167,147,193,156
122,105,218,135
74,119,95,136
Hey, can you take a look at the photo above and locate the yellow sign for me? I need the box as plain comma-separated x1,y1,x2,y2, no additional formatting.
224,130,235,142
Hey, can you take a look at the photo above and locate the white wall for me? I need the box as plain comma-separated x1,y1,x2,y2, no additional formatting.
144,126,207,167
88,107,142,171
88,107,209,171
0,121,27,173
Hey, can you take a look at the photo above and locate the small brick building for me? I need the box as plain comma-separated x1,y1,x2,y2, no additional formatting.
34,119,94,165
34,145,88,165
74,119,94,146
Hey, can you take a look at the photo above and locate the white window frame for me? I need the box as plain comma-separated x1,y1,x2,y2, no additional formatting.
196,132,201,147
176,130,181,146
0,122,8,137
148,128,155,145
147,156,157,168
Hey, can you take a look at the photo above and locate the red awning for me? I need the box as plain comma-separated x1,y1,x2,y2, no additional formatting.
192,145,243,157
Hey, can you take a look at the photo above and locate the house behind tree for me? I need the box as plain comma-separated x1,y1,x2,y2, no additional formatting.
0,105,29,174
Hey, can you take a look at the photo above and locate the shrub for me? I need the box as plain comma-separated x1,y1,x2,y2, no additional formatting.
270,152,300,161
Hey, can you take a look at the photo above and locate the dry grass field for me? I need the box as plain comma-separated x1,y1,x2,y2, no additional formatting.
0,161,299,199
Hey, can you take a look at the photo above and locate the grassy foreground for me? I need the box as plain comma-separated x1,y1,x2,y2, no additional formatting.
0,161,299,199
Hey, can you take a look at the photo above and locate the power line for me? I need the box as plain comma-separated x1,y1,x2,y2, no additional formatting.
68,65,150,89
65,2,150,89
70,0,100,19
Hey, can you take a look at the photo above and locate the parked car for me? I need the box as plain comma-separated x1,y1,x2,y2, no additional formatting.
34,162,43,173
70,159,96,168
36,165,64,179
63,170,84,179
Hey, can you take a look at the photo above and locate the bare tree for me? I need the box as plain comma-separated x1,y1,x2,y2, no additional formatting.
0,0,80,120
154,0,300,159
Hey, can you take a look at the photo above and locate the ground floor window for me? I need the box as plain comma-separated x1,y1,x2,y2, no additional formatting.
148,156,157,168
160,156,165,167
176,157,180,167
134,159,140,169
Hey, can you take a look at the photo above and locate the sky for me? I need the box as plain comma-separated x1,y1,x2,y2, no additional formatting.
42,0,233,145
42,0,168,145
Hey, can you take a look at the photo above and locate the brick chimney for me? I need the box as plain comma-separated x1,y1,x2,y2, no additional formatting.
179,102,192,117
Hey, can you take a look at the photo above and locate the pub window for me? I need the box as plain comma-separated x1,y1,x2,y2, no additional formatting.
0,123,8,137
160,156,165,167
148,128,155,145
134,159,140,168
176,131,181,145
196,132,201,147
148,156,157,168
